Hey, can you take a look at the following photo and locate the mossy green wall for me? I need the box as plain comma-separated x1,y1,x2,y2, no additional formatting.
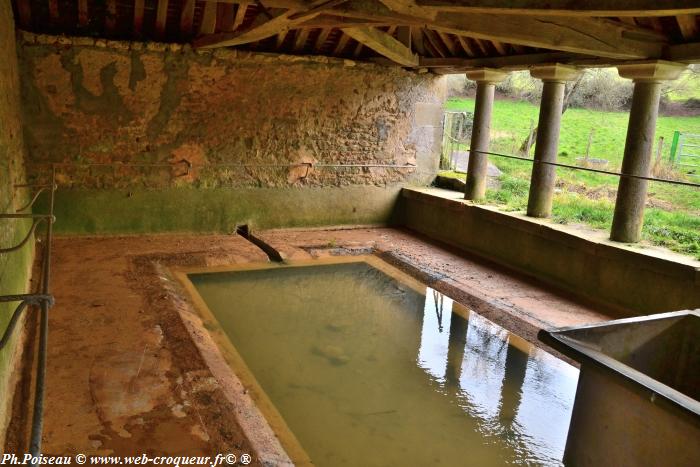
0,2,33,447
38,186,404,234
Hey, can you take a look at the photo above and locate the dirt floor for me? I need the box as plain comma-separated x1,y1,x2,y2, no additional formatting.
4,227,621,463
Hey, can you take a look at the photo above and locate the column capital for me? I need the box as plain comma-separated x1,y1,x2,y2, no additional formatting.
617,60,687,82
530,63,581,83
465,68,508,84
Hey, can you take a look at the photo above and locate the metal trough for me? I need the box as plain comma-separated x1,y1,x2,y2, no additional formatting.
539,310,699,467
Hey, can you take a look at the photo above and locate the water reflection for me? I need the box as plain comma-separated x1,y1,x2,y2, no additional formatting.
417,288,578,463
192,263,579,467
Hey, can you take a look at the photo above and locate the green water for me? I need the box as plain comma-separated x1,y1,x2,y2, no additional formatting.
190,261,578,466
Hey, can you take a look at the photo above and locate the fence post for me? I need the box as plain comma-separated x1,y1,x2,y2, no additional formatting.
669,130,680,163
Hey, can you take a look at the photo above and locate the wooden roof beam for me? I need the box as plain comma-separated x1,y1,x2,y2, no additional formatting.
195,0,347,48
379,0,666,59
343,27,419,66
155,0,169,38
414,1,700,17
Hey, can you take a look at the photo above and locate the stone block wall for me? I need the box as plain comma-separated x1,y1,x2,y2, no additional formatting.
18,35,446,233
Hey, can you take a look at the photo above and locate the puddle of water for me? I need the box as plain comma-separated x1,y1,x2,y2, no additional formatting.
188,259,578,466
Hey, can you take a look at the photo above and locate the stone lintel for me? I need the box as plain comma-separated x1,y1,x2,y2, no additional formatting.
465,68,508,84
530,63,581,82
617,60,687,82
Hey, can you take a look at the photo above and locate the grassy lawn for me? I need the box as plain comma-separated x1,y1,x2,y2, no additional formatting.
442,98,700,259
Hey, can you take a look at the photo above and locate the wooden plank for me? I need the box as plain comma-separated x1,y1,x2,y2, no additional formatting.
181,0,196,35
353,41,363,57
420,51,577,69
293,29,311,51
333,32,351,54
298,16,395,28
314,28,332,51
456,35,475,57
196,0,336,48
155,0,169,37
343,26,419,66
105,0,117,34
17,0,32,28
276,30,289,48
78,0,88,27
200,1,218,35
48,0,59,24
233,2,250,30
491,40,508,55
133,0,145,34
413,0,700,17
436,31,457,55
397,26,411,50
677,15,699,41
411,27,426,55
430,13,664,59
378,0,665,59
217,3,236,31
665,41,700,62
423,28,449,58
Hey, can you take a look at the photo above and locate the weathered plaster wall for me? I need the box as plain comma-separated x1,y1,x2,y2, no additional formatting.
19,34,445,234
0,4,33,449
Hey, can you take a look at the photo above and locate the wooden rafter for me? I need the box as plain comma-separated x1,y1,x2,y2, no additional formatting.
133,0,145,35
677,15,700,41
78,0,88,28
293,29,311,51
195,0,344,48
436,31,457,56
200,2,218,35
155,0,169,38
333,32,352,54
413,0,700,17
181,0,196,36
217,3,236,31
276,30,289,48
233,2,250,30
423,29,449,58
314,28,333,51
105,0,117,34
343,26,419,66
48,0,59,24
411,27,426,55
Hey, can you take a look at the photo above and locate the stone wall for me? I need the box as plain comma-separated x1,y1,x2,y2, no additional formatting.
19,34,445,233
0,3,33,449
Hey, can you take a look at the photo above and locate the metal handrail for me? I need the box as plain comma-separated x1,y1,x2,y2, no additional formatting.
0,168,56,464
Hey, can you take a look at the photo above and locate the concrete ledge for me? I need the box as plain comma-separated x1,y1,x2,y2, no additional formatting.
398,187,700,314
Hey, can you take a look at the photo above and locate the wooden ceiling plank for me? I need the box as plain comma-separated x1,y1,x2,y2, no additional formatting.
413,0,700,17
397,25,411,50
293,28,311,51
105,0,117,34
423,28,449,58
181,0,196,36
77,0,88,27
343,26,419,65
455,35,475,57
155,0,169,38
333,32,352,54
411,27,427,55
233,2,250,30
378,1,665,59
217,3,236,31
48,0,59,24
353,41,364,57
314,27,332,51
491,40,508,55
677,15,700,41
436,31,457,55
200,2,218,35
276,30,289,48
134,0,145,35
196,0,338,48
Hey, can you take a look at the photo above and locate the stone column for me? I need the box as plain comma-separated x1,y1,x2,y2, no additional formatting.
610,61,686,243
526,64,581,218
464,69,507,201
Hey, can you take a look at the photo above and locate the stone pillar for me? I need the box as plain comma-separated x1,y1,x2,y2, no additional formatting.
464,69,507,201
610,61,686,243
526,64,581,218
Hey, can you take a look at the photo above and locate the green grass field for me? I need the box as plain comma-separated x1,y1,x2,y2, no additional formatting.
442,98,700,259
